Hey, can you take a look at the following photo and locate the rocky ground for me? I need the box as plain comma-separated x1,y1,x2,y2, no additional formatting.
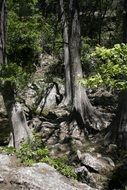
0,154,97,190
0,54,126,190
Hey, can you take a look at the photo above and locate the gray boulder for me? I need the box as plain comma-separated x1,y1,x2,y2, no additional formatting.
10,163,96,190
77,151,115,174
75,166,96,187
0,154,11,166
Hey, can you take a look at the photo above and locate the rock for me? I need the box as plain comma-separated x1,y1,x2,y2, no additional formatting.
10,163,96,190
0,175,4,183
77,151,114,174
72,139,83,149
75,166,96,188
71,125,84,139
25,87,37,107
37,84,63,112
107,144,117,153
40,122,56,141
101,156,115,167
32,117,42,131
0,154,11,166
0,94,6,115
49,143,70,156
59,121,70,141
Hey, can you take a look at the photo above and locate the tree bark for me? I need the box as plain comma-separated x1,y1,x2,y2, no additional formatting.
0,0,6,65
123,0,127,43
60,0,72,105
69,0,101,131
107,90,127,148
1,82,32,148
107,0,127,148
0,0,32,148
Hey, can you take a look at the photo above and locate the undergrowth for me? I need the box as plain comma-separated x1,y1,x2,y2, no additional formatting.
16,134,77,180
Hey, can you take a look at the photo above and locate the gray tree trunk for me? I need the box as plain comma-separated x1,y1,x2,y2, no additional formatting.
2,82,32,149
123,0,127,43
60,0,72,105
0,0,6,65
107,1,127,148
108,90,127,148
69,0,102,131
0,0,32,149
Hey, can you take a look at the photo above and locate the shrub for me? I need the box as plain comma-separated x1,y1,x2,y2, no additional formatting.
16,135,77,179
80,44,127,90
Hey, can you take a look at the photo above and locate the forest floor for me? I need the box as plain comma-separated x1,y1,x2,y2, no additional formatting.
0,54,127,190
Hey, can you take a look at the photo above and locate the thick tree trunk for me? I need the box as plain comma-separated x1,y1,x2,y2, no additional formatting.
107,0,127,148
108,90,127,148
69,0,101,131
1,82,32,148
0,0,32,148
70,9,93,116
60,0,72,105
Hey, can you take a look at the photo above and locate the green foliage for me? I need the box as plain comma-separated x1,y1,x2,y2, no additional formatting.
81,37,95,76
41,156,77,179
17,135,77,179
17,134,48,165
7,0,42,68
0,146,16,155
80,44,127,90
0,63,29,90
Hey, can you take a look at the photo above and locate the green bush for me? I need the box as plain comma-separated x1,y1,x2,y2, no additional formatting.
16,135,77,179
7,0,42,68
80,43,127,90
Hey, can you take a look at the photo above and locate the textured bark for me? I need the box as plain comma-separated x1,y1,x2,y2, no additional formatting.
0,0,6,65
69,0,101,131
123,0,127,43
1,82,32,148
109,90,127,148
60,0,72,105
0,1,32,148
107,0,127,148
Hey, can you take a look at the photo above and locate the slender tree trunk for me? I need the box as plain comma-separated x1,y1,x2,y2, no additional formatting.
123,0,127,43
0,0,6,65
0,0,32,148
60,0,72,105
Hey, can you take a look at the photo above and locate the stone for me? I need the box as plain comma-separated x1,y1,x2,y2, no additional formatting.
40,122,56,139
107,144,117,153
32,117,42,131
77,151,114,174
10,163,96,190
0,154,11,166
0,175,4,183
75,166,96,188
37,85,58,112
0,94,6,115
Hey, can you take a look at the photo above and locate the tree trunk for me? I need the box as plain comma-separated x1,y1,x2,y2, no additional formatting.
0,0,6,65
107,0,127,148
60,0,72,105
123,0,127,43
108,90,127,148
1,82,32,149
0,0,32,149
69,0,102,131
